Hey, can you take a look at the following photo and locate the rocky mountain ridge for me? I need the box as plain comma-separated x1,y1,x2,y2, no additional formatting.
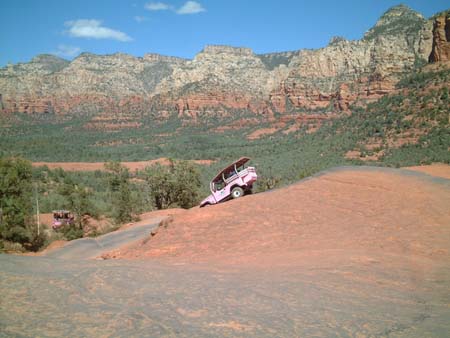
0,5,448,121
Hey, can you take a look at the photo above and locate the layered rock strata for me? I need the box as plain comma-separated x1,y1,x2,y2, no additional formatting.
0,5,445,121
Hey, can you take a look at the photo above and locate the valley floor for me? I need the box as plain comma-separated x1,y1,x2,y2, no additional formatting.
32,158,215,172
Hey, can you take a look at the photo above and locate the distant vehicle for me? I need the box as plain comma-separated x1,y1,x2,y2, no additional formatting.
52,210,74,229
200,157,257,207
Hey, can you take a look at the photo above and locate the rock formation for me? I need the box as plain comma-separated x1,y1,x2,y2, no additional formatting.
429,11,450,62
269,4,433,112
0,5,445,120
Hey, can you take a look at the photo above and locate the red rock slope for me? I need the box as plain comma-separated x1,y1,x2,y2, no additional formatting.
105,166,450,268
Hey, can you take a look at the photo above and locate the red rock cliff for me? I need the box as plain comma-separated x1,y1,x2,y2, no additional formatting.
429,13,450,62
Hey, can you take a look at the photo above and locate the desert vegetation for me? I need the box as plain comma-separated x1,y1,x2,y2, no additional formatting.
0,157,46,251
0,157,202,252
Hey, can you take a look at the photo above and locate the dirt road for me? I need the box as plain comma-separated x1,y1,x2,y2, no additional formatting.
44,217,165,260
1,166,449,337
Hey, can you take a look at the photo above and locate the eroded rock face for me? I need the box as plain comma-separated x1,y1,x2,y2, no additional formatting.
429,12,450,62
0,52,187,114
154,44,288,102
270,5,433,112
0,5,440,118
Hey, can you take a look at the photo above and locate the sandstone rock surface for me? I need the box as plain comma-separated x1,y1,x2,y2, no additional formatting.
429,11,450,62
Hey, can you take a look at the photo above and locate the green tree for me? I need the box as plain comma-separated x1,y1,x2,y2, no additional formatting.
441,87,449,101
143,160,201,209
58,182,95,229
143,164,171,209
0,157,45,251
105,162,133,223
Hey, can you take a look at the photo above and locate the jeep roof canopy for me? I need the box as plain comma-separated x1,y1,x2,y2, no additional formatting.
52,210,73,218
212,157,251,182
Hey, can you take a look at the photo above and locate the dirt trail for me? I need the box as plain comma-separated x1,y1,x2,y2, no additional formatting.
43,217,165,259
1,165,450,337
32,158,214,172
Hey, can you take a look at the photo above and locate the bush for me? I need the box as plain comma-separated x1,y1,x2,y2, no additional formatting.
59,183,97,228
61,225,84,241
0,157,41,249
1,240,25,253
105,162,133,223
24,227,48,252
143,160,201,209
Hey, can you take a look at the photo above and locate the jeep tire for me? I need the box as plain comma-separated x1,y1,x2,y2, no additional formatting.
231,187,244,199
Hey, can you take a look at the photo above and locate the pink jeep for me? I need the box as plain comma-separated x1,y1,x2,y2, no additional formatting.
52,210,75,230
200,157,257,207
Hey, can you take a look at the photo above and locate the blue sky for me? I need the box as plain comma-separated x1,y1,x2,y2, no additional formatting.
0,0,449,66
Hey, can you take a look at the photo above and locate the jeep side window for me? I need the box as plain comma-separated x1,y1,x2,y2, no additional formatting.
215,180,225,190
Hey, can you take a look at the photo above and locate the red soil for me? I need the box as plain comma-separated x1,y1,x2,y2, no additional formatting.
35,213,54,228
32,158,215,172
106,166,450,269
405,163,450,180
247,127,279,140
40,240,68,253
119,208,187,230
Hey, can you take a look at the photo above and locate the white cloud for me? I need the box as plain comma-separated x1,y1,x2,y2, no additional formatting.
64,19,132,42
53,44,81,57
143,1,205,15
176,1,205,15
145,2,171,11
134,15,149,23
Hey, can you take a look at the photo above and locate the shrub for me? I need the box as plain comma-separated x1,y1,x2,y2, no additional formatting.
143,160,201,209
1,240,25,253
104,162,133,223
0,157,41,248
61,225,84,241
